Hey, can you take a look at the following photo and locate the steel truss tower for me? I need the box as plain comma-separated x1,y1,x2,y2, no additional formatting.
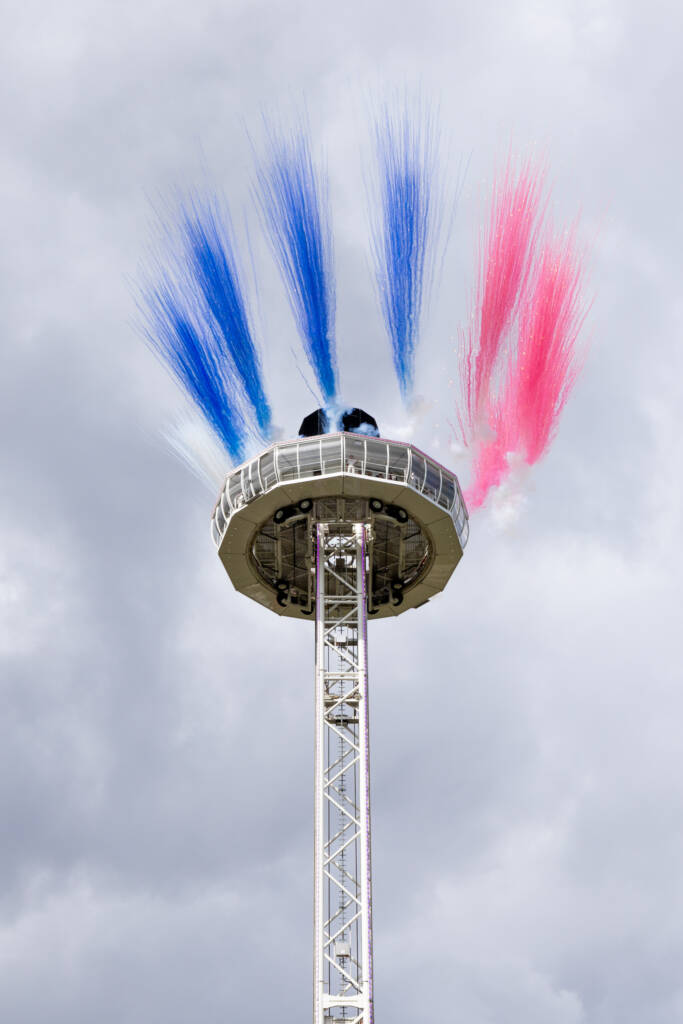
315,522,373,1024
212,429,469,1024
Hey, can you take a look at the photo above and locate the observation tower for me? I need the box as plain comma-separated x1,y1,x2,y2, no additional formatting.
211,409,469,1024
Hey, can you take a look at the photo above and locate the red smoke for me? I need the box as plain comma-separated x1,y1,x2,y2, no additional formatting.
460,161,589,510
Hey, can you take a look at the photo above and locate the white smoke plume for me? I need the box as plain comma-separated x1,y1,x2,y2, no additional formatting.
164,410,232,492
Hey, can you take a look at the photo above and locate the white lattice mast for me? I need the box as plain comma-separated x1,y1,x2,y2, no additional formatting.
212,416,469,1024
315,522,373,1024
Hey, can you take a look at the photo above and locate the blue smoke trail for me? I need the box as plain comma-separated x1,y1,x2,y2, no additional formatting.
256,127,338,404
371,103,439,401
180,197,272,438
141,275,248,463
140,193,273,467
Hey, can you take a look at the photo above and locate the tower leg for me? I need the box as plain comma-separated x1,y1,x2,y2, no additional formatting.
314,520,374,1024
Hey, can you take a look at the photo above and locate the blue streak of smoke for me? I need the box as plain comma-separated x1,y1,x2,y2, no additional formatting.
180,198,272,437
256,128,337,403
141,277,248,463
372,104,438,401
140,194,273,466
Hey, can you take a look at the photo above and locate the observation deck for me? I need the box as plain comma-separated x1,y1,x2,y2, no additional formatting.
212,433,469,620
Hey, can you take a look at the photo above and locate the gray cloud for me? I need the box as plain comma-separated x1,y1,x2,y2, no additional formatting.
1,0,682,1020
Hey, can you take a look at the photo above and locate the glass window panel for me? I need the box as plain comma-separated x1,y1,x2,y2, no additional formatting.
228,472,244,506
248,459,263,496
424,462,441,501
277,445,299,481
387,444,409,481
321,437,343,473
298,440,323,477
364,439,388,478
211,518,221,546
438,477,455,510
344,437,366,474
260,450,277,490
241,467,255,500
409,453,426,491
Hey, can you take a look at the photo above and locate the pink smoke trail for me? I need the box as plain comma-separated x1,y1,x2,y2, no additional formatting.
463,425,511,510
510,224,587,464
464,219,589,510
461,159,545,435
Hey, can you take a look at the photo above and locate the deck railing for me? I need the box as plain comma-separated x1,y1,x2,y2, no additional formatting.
211,434,469,549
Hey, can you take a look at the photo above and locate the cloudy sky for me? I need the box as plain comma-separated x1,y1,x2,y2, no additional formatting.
2,1,682,1021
